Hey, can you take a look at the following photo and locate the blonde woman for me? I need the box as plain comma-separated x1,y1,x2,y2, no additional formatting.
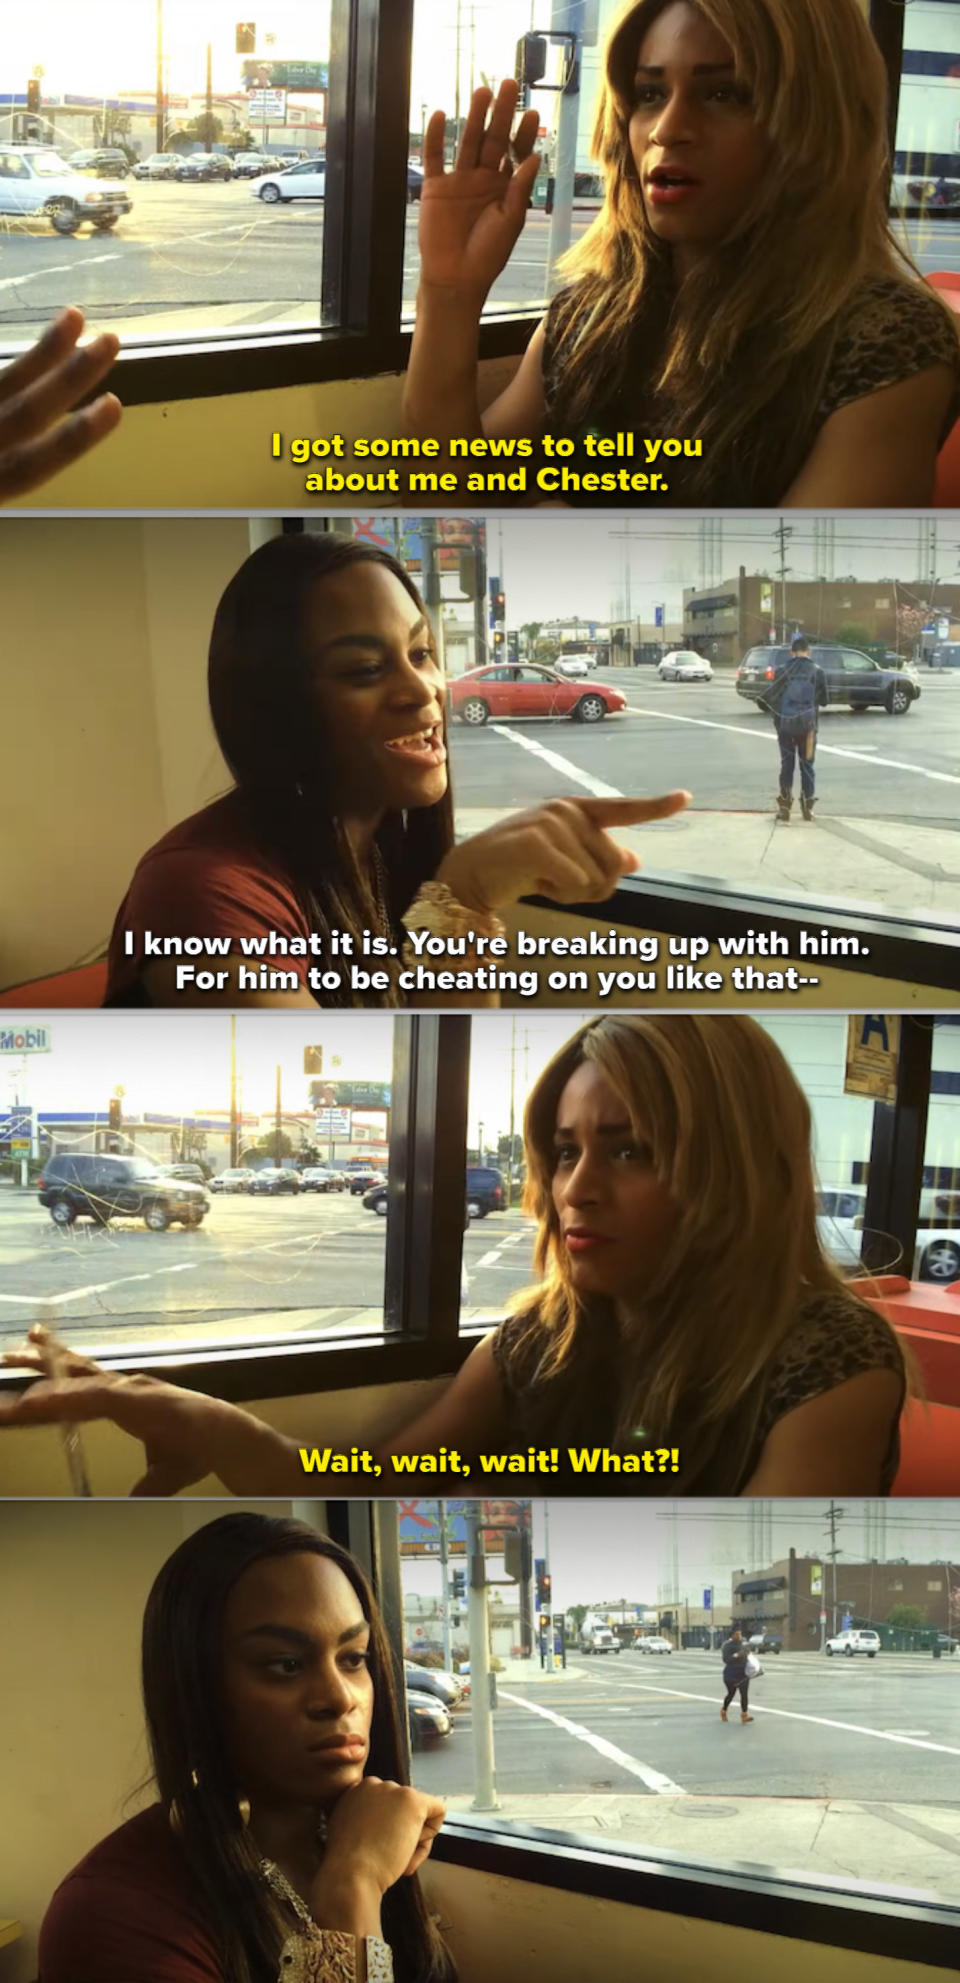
403,0,960,506
0,1017,907,1496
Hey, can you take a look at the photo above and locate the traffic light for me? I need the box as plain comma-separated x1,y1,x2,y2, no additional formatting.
503,1528,532,1584
536,1568,552,1609
516,33,548,88
458,549,478,599
450,1569,466,1601
538,1611,551,1633
489,578,505,627
27,79,41,114
303,1046,323,1074
108,1097,122,1131
236,21,256,55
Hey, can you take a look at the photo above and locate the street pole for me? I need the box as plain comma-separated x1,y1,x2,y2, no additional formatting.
275,1064,283,1168
229,1016,239,1166
547,0,586,294
155,0,164,154
205,42,213,144
438,1499,453,1672
473,520,488,670
467,1508,500,1809
506,1015,518,1210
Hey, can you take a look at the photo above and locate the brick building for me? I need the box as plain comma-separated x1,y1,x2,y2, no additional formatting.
682,571,960,670
732,1551,959,1649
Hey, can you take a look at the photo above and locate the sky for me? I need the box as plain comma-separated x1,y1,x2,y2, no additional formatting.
396,1499,960,1609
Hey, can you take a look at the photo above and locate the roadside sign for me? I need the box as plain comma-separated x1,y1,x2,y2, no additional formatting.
315,1108,351,1137
0,1025,51,1053
248,88,286,120
844,1014,900,1102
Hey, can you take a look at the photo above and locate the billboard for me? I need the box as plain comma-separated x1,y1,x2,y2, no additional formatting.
0,1025,51,1053
243,59,329,91
398,1498,531,1554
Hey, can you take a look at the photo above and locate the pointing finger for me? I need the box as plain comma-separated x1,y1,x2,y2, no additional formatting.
578,791,692,829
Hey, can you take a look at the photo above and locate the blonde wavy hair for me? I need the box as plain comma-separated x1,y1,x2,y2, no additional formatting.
506,1014,906,1491
549,0,951,497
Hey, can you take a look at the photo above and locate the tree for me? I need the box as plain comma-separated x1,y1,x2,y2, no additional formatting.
833,622,874,649
566,1604,589,1634
243,1132,297,1162
886,1604,927,1631
182,112,223,150
519,621,542,654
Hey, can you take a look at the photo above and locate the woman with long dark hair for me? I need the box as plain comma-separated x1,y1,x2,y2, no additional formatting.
38,1513,453,1983
403,0,960,506
2,1018,913,1497
104,531,687,1007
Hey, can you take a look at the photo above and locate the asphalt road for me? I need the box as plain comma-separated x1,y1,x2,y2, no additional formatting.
0,188,945,341
413,1650,960,1808
448,668,960,829
0,1186,535,1351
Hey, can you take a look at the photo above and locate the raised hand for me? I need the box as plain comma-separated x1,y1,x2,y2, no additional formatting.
419,80,541,298
0,306,121,502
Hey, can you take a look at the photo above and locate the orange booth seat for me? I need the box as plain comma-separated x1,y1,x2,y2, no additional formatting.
862,1276,960,1492
929,272,960,504
0,962,108,1007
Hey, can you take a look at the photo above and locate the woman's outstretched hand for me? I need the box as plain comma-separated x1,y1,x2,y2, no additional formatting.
0,1325,280,1495
419,80,541,299
435,791,693,913
0,307,121,502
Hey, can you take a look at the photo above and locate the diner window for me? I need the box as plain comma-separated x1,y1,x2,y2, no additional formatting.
889,0,960,273
0,3,354,354
401,1494,960,1907
915,1016,960,1286
0,1010,398,1360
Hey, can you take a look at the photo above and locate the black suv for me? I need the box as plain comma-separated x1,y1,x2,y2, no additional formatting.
736,645,920,716
466,1166,505,1218
38,1153,208,1230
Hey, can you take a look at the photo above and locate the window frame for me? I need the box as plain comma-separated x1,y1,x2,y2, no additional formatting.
0,1014,948,1407
334,1496,960,1969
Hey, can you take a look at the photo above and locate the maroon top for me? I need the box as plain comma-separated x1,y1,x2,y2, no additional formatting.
39,1804,225,1982
105,792,313,1002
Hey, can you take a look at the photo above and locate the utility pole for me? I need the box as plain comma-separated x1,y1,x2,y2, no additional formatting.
825,1501,844,1636
467,1508,500,1809
473,520,488,670
274,1064,283,1167
205,42,214,143
506,1015,518,1210
155,0,165,153
438,1500,452,1671
775,518,793,640
229,1016,239,1166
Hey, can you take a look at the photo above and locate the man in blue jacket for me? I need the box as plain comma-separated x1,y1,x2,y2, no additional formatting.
767,635,826,823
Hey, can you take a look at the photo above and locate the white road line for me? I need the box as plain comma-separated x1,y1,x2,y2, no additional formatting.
498,1689,685,1793
623,704,960,786
0,1263,197,1305
0,263,75,290
599,1678,960,1756
494,725,624,799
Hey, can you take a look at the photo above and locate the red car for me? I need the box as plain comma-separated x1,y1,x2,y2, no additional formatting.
447,664,626,727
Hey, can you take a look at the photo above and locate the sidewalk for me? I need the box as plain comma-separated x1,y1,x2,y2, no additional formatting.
442,1787,960,1903
458,807,960,923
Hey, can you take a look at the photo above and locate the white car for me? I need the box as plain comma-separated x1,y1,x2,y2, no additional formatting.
815,1185,960,1284
553,655,591,679
133,153,180,181
0,144,132,234
825,1629,880,1657
253,160,326,203
636,1635,674,1654
658,650,713,681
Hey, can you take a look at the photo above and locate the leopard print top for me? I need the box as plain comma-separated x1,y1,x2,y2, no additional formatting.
278,1932,393,1982
492,1286,906,1493
538,273,960,505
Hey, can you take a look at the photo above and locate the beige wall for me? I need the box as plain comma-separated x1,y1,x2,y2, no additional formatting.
0,517,255,985
0,1499,317,1983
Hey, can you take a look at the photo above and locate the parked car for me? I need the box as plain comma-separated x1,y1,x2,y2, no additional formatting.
748,1632,782,1654
363,1184,390,1216
825,1629,880,1657
253,159,326,202
553,654,591,679
404,1663,463,1709
407,162,424,201
891,170,960,215
69,147,131,178
465,1166,504,1218
735,644,920,716
448,664,625,727
635,1635,673,1654
210,1167,255,1193
37,1153,208,1230
657,650,713,681
0,144,133,233
177,152,233,181
159,1163,209,1187
232,153,272,179
348,1167,386,1194
300,1167,347,1193
133,153,180,180
248,1168,303,1194
407,1689,451,1748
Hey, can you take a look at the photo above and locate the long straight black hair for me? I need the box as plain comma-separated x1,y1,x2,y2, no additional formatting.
208,532,455,1006
141,1513,456,1983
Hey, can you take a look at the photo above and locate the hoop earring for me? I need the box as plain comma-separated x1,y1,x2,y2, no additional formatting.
238,1797,251,1828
